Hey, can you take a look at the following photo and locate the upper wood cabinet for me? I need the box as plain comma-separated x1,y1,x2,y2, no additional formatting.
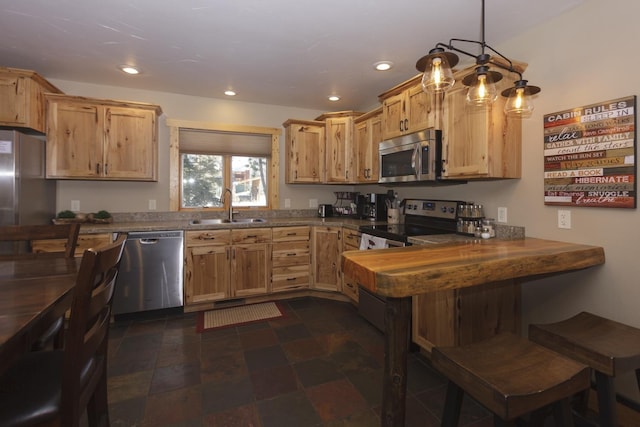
354,107,382,183
379,76,436,140
283,119,325,183
441,64,523,180
0,67,63,133
316,111,363,183
45,94,162,181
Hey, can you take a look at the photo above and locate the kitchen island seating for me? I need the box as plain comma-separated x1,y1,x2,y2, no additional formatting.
0,223,81,350
432,333,590,426
0,234,126,427
529,311,640,426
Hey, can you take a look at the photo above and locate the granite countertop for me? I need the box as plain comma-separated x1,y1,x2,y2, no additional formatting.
79,215,384,234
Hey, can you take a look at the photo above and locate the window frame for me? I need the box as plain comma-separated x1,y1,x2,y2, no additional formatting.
168,119,280,212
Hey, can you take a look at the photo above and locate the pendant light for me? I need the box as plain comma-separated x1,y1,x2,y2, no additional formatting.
415,0,541,116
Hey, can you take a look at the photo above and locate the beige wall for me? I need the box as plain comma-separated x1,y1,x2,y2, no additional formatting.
49,0,639,400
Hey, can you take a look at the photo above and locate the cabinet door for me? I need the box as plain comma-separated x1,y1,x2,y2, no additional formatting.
104,106,157,180
355,114,381,183
381,92,405,140
286,123,325,183
407,84,434,133
232,243,270,297
0,75,27,127
184,245,230,304
441,73,521,179
46,100,103,178
312,226,341,291
325,117,354,183
341,228,361,302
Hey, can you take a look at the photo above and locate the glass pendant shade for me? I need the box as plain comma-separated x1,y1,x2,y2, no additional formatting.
504,87,534,117
421,56,455,93
466,74,498,106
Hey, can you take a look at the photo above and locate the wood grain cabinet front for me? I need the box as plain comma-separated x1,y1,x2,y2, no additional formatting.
354,108,382,183
341,228,361,302
271,226,311,292
0,67,62,133
45,94,161,181
283,119,325,183
312,226,342,292
31,232,112,256
379,78,435,140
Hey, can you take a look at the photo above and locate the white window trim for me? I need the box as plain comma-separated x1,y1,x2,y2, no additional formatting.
167,119,281,211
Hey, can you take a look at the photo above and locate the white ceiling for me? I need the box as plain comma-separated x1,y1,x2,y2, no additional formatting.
1,0,584,111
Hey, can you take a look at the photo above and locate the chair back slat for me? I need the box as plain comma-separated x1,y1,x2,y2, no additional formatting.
60,234,126,425
0,223,81,259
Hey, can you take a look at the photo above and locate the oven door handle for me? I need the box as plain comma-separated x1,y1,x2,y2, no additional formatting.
411,145,420,179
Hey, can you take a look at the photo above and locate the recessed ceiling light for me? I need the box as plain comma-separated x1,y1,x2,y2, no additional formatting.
119,65,140,75
328,95,340,102
374,61,394,71
224,90,236,96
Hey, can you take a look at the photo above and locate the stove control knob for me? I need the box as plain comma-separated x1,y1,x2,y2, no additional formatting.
441,206,447,213
449,207,455,213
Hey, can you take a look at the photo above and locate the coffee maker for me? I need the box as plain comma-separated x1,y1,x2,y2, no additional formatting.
356,193,388,221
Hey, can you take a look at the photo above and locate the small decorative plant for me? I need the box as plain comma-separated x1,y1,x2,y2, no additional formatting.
57,210,76,219
93,210,112,219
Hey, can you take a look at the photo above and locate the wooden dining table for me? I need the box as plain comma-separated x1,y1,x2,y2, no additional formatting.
0,256,81,373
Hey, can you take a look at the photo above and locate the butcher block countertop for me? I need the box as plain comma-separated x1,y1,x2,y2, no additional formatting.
342,237,605,298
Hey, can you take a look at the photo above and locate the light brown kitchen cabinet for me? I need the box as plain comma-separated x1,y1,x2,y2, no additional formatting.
271,226,311,292
379,76,435,140
316,111,363,183
341,228,361,302
412,280,521,354
283,119,325,183
354,107,382,183
0,67,62,134
184,230,232,308
312,226,342,292
31,232,112,256
45,94,162,181
440,64,523,179
231,228,271,297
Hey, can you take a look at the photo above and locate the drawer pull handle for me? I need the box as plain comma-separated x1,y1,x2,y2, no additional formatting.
286,277,296,281
286,253,297,256
286,232,297,236
199,235,216,240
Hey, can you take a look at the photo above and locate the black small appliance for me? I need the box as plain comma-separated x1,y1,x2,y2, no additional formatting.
357,193,388,221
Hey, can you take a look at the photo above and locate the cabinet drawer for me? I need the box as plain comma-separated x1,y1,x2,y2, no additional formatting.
342,280,359,302
272,241,310,267
272,265,310,290
185,230,231,246
342,228,362,251
232,228,272,244
272,226,310,242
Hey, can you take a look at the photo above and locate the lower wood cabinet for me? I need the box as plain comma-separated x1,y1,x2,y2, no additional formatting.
412,279,521,354
312,226,342,292
184,228,271,311
271,226,311,292
341,228,361,302
31,232,112,256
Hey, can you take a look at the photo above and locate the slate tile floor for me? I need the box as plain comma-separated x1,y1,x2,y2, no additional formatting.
103,297,494,427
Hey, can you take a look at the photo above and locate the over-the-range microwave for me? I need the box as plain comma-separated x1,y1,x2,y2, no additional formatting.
378,129,442,183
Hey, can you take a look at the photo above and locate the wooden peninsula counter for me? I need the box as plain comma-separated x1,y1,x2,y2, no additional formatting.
341,237,605,427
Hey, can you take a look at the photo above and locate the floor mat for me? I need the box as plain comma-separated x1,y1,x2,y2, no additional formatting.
196,302,284,332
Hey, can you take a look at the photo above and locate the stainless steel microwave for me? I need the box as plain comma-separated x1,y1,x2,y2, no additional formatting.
378,129,442,183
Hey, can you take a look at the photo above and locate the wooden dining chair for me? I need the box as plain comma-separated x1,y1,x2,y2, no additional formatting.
0,223,81,260
0,234,126,427
0,223,81,350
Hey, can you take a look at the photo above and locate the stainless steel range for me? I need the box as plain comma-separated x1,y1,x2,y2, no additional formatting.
357,199,464,331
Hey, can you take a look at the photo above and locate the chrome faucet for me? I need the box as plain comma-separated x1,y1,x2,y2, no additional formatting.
223,188,233,222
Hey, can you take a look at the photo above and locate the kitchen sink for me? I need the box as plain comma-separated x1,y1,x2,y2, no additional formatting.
189,218,266,225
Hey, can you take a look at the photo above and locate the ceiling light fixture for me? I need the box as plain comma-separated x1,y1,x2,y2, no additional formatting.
328,95,340,102
374,61,394,71
224,90,236,96
415,0,540,117
119,65,140,75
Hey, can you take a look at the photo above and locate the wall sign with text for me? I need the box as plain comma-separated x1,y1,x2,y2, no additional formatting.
543,95,636,208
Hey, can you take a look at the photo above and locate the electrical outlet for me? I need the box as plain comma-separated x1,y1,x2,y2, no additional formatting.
148,199,157,210
497,207,507,223
71,200,80,212
284,198,291,208
558,209,571,229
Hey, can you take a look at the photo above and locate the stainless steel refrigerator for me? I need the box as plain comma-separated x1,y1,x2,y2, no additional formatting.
0,129,56,228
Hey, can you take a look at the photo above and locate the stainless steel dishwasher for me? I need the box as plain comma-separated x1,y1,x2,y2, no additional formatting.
113,230,184,315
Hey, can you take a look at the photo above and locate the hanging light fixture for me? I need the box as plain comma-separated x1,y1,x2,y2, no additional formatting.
415,0,541,116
